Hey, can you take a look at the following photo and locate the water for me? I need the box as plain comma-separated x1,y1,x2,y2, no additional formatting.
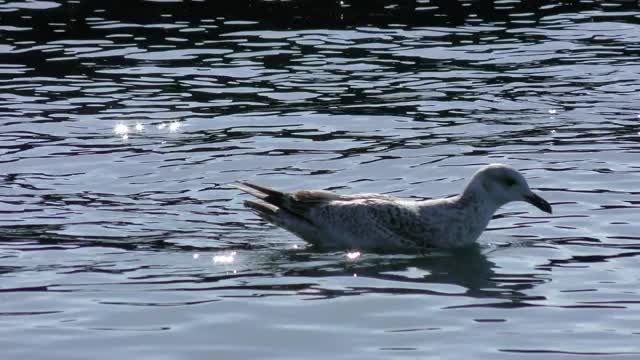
1,1,640,359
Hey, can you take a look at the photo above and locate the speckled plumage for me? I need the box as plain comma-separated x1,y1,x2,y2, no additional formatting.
236,164,552,250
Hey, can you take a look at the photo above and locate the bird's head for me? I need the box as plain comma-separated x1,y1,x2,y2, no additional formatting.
465,163,552,214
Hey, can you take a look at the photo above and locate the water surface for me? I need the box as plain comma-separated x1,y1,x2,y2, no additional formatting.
1,1,640,359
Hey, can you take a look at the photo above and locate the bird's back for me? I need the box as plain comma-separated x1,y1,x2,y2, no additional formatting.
305,197,428,249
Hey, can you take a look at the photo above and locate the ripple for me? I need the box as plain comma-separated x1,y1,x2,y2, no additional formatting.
1,3,640,359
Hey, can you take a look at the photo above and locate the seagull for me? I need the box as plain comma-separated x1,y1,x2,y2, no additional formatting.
235,164,552,250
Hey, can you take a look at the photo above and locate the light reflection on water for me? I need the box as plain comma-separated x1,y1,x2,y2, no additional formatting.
1,1,640,359
213,251,237,264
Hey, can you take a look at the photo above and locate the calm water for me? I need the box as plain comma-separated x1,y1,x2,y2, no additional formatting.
1,1,640,359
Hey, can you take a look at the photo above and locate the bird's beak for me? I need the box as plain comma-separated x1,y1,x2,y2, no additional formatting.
524,192,552,214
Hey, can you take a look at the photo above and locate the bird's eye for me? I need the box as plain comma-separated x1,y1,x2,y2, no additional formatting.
502,177,517,187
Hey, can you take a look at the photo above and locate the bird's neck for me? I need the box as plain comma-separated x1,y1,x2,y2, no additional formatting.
432,186,502,247
458,182,503,222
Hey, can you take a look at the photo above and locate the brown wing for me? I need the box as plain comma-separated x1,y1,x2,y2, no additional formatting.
235,181,396,217
235,182,343,218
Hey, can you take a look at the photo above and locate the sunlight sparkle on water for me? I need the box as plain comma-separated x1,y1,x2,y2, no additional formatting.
168,121,181,132
157,123,167,130
548,109,557,114
114,123,129,139
114,123,128,135
346,251,361,260
193,253,199,259
213,251,237,264
135,122,144,131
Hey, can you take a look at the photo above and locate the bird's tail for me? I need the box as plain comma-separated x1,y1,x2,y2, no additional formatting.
234,182,320,244
243,198,279,224
234,181,286,204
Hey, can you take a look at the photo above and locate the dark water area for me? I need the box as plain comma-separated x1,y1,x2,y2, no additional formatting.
1,1,640,359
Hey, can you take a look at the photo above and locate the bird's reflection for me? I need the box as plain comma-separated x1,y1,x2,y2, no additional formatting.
259,243,544,303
